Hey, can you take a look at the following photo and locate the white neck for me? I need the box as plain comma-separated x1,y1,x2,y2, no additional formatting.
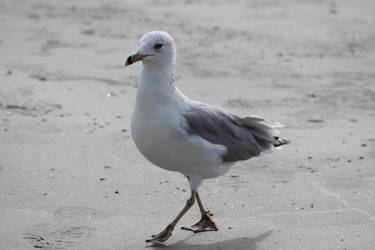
135,62,177,110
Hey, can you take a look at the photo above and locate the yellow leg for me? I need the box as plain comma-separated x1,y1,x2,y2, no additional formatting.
146,192,195,243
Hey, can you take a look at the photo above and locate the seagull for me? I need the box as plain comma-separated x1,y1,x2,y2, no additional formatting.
125,31,288,243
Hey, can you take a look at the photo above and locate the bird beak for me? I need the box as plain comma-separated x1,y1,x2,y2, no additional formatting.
125,52,146,66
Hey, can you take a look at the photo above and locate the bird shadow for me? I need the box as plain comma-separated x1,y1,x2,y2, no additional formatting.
145,230,272,250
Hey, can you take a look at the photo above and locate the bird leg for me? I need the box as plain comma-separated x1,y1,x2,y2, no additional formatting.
146,192,195,243
181,191,218,233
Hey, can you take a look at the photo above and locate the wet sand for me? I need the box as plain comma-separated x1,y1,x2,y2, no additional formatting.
1,0,375,249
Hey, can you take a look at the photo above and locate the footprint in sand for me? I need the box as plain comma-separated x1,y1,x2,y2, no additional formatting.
2,101,62,117
23,207,97,249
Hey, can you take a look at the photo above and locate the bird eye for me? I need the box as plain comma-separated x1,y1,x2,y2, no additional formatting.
154,43,163,49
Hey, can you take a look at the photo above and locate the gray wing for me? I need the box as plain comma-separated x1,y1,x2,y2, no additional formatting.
182,103,288,163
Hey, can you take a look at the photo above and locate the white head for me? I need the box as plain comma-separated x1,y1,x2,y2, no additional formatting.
125,31,176,68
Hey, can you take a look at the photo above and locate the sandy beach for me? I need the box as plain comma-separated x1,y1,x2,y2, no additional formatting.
1,0,375,249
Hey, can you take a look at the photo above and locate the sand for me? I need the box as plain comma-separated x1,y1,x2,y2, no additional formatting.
1,0,375,249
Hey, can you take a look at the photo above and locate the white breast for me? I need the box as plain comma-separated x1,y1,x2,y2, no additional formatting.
131,90,228,178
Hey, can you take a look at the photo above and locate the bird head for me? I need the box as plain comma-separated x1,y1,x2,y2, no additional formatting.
125,31,176,67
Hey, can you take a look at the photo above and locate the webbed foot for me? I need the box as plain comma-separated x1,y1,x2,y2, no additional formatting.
181,212,218,233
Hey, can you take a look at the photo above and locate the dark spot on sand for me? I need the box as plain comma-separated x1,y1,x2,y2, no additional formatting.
28,14,40,19
330,2,338,15
6,104,27,110
308,119,324,123
81,29,95,36
31,74,47,81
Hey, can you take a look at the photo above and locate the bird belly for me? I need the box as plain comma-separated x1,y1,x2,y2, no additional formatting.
131,109,229,178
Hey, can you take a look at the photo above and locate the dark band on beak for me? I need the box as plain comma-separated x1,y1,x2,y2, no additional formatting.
126,56,133,65
125,52,146,66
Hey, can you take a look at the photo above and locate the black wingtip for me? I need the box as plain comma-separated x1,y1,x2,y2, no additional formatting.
273,136,290,147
